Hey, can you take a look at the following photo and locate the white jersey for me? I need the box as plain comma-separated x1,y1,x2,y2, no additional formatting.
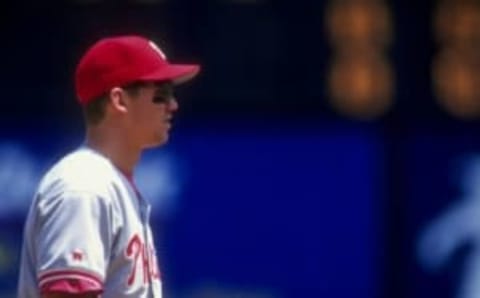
18,147,162,297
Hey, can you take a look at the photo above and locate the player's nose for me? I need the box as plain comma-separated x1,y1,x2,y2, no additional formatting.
168,98,179,112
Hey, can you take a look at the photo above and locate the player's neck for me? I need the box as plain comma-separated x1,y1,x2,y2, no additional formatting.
85,126,141,176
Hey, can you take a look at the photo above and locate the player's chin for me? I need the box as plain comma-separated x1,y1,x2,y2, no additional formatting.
145,132,170,148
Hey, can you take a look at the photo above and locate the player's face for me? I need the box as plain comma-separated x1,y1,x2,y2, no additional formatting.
125,82,179,148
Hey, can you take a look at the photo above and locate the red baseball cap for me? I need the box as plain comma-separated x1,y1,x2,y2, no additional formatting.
75,35,200,105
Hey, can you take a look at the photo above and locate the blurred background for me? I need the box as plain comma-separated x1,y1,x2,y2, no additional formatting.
1,0,480,297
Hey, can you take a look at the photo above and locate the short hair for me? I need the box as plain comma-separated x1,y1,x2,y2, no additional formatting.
83,95,109,126
82,82,149,126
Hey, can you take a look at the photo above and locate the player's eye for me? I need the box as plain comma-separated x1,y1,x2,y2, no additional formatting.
152,83,174,104
152,95,170,104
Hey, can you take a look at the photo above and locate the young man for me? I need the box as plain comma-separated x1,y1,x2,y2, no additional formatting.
17,35,200,298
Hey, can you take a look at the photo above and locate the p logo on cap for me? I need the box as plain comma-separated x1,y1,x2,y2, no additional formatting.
148,41,167,60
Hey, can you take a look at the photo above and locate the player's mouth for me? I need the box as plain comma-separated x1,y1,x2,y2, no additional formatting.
164,117,172,129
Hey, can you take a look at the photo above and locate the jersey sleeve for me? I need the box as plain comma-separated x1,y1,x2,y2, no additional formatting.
33,190,114,294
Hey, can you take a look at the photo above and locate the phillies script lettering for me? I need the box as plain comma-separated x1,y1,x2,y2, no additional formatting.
126,234,160,286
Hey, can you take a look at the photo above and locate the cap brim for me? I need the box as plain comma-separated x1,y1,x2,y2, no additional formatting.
140,64,200,85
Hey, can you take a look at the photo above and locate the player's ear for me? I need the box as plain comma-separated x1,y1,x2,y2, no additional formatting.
109,87,128,114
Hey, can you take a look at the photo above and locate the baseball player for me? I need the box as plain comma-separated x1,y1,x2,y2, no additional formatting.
17,35,200,298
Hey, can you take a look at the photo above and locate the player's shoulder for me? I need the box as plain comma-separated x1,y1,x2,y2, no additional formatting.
38,147,123,200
